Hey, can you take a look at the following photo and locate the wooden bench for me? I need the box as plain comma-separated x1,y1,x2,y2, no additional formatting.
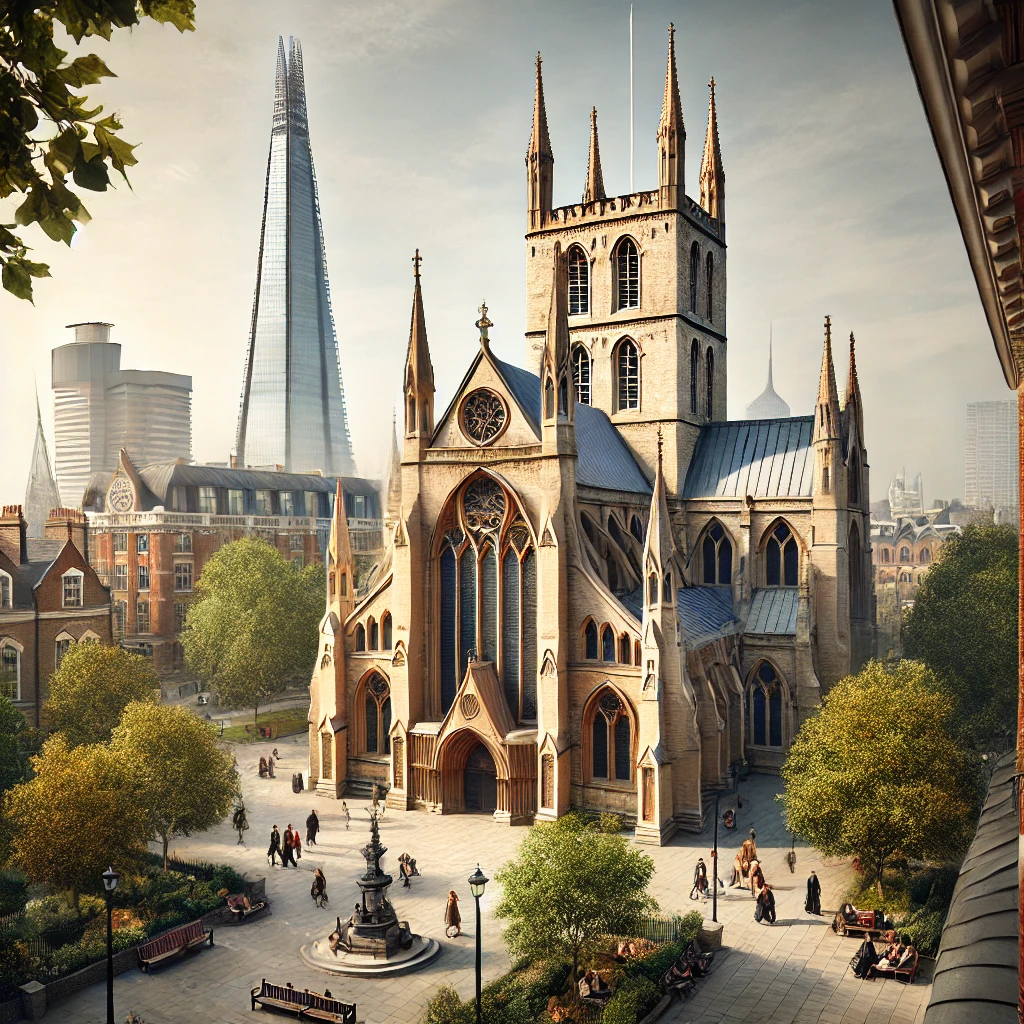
872,950,918,984
250,979,357,1023
832,907,886,940
137,920,213,972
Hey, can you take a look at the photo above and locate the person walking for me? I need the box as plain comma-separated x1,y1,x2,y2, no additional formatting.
282,825,295,867
805,870,822,915
267,754,276,778
232,803,249,845
267,824,281,866
341,801,350,830
293,829,302,860
690,857,710,900
749,859,766,900
754,883,776,924
444,890,461,937
306,809,320,846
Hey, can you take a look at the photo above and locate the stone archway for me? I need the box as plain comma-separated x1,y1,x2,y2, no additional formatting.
464,742,498,813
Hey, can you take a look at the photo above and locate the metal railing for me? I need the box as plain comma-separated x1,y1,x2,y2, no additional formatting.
88,512,383,533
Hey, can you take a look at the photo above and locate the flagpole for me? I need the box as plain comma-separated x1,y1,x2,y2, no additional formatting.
630,3,635,193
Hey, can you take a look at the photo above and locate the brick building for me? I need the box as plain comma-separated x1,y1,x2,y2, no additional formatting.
0,505,112,725
86,450,382,679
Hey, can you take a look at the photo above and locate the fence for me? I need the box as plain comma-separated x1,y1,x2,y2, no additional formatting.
0,911,24,933
158,855,223,882
629,914,695,944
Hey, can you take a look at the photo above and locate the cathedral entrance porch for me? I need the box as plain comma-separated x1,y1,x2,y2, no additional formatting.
464,743,498,813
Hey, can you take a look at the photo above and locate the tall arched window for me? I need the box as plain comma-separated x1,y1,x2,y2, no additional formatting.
363,673,392,755
690,339,699,414
355,623,366,652
919,548,930,564
382,613,392,650
899,546,911,562
615,238,640,310
705,251,714,322
630,515,644,543
584,620,598,659
572,346,592,406
689,241,699,312
705,347,714,419
602,625,615,662
882,548,890,563
618,634,631,664
850,450,861,504
544,377,555,420
765,521,798,587
588,689,632,781
0,641,20,701
368,617,379,650
616,339,639,411
849,525,865,619
749,661,784,748
438,478,537,722
568,245,590,315
701,521,732,585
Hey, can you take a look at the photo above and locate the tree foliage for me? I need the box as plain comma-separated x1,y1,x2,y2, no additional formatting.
110,702,237,869
182,538,325,719
902,523,1018,748
780,660,979,895
0,696,32,794
42,643,158,746
3,734,148,908
494,813,658,982
0,1,196,300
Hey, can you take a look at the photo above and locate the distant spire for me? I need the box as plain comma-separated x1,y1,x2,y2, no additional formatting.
657,23,684,206
845,330,864,440
404,250,434,440
745,324,791,419
768,323,774,389
24,388,60,539
698,76,725,222
583,107,606,203
326,478,354,617
386,410,401,522
814,315,841,441
526,52,554,230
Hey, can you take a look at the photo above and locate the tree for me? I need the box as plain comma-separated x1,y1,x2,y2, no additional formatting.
903,523,1018,747
42,643,158,746
780,660,979,896
0,1,195,301
3,735,148,909
182,539,325,720
0,697,31,794
494,813,657,984
111,702,237,869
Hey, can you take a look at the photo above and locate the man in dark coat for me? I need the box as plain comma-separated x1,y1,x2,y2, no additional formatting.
267,825,281,866
306,809,320,846
805,871,822,914
754,884,776,924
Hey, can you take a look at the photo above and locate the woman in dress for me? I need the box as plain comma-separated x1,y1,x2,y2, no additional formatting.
444,890,461,937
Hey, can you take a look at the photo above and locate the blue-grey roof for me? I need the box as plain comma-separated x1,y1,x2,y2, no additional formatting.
925,750,1018,1024
677,587,736,644
492,355,651,495
746,589,799,634
683,417,815,499
620,587,643,620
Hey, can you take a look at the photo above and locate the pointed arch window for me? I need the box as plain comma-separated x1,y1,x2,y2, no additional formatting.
382,613,392,650
690,339,699,414
615,238,639,310
602,625,615,662
630,515,644,544
616,339,639,411
701,521,732,585
368,617,379,650
584,620,598,659
568,245,590,315
362,673,392,755
588,689,632,782
705,251,714,322
572,346,592,406
849,525,866,619
354,623,365,652
919,548,930,564
749,661,785,748
705,347,714,419
899,546,911,562
850,450,861,504
689,241,699,312
618,634,631,664
648,572,659,607
765,521,799,587
544,377,555,420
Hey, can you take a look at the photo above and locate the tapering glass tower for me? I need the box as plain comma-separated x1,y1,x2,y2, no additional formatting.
236,37,356,475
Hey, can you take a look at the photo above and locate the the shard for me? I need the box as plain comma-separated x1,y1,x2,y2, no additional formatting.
235,37,356,476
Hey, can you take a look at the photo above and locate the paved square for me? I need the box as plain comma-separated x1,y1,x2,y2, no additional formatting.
43,736,930,1024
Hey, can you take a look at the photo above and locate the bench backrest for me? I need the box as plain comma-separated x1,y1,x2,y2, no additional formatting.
140,921,206,958
257,980,355,1018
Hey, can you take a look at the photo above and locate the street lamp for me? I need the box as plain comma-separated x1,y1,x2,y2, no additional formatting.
101,866,120,1024
468,865,488,1024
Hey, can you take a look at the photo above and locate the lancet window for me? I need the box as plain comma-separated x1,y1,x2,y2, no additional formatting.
701,521,732,585
568,245,590,315
690,339,699,414
706,347,714,419
706,252,714,322
689,242,699,312
616,339,639,411
362,673,392,755
748,661,785,748
572,346,592,406
588,688,633,782
765,521,798,587
437,477,537,723
615,237,639,310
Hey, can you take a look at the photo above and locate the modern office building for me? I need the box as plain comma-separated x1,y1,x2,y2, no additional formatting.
51,324,192,507
235,37,356,477
965,400,1018,513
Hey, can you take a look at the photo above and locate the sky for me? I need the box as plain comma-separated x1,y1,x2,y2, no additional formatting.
0,0,1013,505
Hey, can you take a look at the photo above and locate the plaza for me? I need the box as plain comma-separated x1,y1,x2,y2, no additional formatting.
44,736,929,1024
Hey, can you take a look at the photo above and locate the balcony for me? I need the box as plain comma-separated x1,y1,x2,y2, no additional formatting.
88,510,383,536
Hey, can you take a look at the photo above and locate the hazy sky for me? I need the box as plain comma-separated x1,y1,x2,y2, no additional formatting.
0,0,1012,504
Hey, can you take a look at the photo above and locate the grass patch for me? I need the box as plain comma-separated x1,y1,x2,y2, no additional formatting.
220,706,308,743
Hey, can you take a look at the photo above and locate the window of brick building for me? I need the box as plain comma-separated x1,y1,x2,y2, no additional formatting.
174,602,188,634
228,489,244,515
137,600,150,633
280,492,295,516
62,570,83,608
305,492,319,518
255,490,272,515
138,565,150,591
0,571,10,609
55,635,72,669
113,564,128,591
174,562,193,592
0,643,19,701
290,533,304,551
174,533,192,553
197,487,217,514
136,534,149,554
113,533,128,553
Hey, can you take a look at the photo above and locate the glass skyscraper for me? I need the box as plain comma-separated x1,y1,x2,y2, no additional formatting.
236,37,356,476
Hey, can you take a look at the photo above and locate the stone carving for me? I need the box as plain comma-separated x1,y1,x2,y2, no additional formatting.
460,693,480,720
463,478,506,534
461,389,507,444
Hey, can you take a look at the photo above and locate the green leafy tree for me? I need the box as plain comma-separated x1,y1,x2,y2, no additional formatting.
110,702,237,869
3,735,148,909
42,643,158,746
0,696,31,794
0,2,196,301
182,538,325,720
494,813,658,984
903,523,1018,747
780,660,980,896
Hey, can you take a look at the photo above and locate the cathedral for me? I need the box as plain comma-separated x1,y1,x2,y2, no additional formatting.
307,28,874,843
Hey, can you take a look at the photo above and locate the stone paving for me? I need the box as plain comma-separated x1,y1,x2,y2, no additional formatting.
44,735,930,1024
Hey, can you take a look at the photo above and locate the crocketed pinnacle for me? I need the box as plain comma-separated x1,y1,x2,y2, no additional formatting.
658,24,685,145
583,106,606,203
845,331,864,438
814,315,841,441
527,52,553,160
544,242,570,379
406,249,433,392
699,76,724,221
643,429,676,587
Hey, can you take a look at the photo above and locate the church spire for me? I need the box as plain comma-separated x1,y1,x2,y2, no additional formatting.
24,388,60,539
327,478,354,619
657,23,685,209
767,324,774,390
844,331,864,440
698,76,724,224
814,315,841,442
526,52,554,230
583,106,606,204
386,409,402,523
404,250,434,448
643,432,676,607
542,242,572,425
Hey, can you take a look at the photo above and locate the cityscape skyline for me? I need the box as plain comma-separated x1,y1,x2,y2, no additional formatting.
0,0,1012,501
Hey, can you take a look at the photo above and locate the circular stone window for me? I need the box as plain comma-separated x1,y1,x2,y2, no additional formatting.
460,388,508,446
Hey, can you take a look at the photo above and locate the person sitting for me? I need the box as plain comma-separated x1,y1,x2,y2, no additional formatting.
754,883,776,924
258,757,269,778
867,941,904,978
722,808,736,830
579,970,611,1002
852,938,878,979
663,961,693,990
841,903,858,924
311,868,328,908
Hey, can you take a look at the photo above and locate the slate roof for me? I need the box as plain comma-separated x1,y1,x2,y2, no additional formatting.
676,587,737,644
491,355,651,495
746,589,799,635
683,417,815,499
924,749,1018,1024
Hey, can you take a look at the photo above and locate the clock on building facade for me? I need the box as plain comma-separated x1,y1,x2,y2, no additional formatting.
107,475,134,513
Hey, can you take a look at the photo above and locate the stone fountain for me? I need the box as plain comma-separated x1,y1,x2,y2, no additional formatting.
300,811,440,977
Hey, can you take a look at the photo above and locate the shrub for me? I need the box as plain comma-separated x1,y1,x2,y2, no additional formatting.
0,872,27,916
602,976,660,1024
24,896,86,947
629,940,683,986
599,813,623,833
422,985,470,1024
43,927,145,980
0,937,33,992
521,960,570,1015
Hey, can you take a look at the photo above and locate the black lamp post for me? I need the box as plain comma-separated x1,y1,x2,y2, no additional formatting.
101,865,120,1024
468,865,488,1024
